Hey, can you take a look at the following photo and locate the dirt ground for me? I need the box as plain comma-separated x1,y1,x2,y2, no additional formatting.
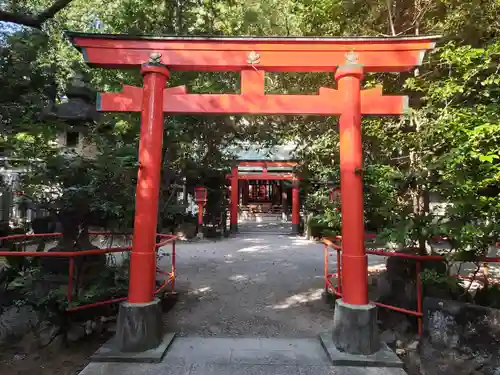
0,332,112,375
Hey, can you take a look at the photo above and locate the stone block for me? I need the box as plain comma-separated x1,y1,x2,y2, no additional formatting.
332,299,380,355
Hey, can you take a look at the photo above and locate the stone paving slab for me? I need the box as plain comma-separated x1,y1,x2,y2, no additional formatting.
79,337,407,375
91,333,176,363
319,333,403,368
79,363,408,375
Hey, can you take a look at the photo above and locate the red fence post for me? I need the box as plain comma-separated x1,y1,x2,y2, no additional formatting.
291,181,300,234
230,166,239,232
171,239,176,292
324,244,329,293
416,261,423,336
67,257,75,303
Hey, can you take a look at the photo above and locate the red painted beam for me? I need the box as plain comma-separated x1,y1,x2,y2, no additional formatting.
228,174,299,181
68,33,439,72
97,86,408,115
237,161,299,167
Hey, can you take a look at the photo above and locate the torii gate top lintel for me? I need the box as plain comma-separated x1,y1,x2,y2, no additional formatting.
67,32,440,72
68,32,439,116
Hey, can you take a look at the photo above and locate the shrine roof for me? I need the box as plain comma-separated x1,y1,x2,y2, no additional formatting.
230,142,297,162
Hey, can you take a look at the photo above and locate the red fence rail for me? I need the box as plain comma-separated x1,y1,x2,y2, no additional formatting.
323,235,500,336
0,231,176,312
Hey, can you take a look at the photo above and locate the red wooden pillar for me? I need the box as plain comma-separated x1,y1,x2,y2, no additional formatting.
128,65,169,304
242,180,249,205
335,61,368,306
197,205,204,226
291,181,300,234
195,186,207,237
230,166,239,232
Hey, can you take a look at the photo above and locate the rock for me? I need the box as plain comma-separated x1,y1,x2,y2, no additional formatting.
380,329,397,344
13,354,26,361
424,297,500,352
66,323,86,342
0,305,38,344
46,333,65,350
100,315,116,323
106,322,117,333
37,321,59,347
175,222,197,240
85,320,93,335
405,350,423,375
407,340,419,351
375,272,391,299
395,348,405,356
389,317,413,342
419,299,500,375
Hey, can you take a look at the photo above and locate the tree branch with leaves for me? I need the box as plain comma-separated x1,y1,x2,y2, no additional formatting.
0,0,74,28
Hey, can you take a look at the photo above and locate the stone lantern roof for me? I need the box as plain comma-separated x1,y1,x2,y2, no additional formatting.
40,68,100,128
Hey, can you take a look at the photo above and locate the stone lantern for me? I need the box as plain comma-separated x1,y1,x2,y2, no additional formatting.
38,66,104,253
41,66,101,153
42,67,99,122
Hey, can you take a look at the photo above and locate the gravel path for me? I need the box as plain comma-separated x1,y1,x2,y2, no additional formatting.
159,232,385,338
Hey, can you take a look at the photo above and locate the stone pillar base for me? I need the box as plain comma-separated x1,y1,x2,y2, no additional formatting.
230,223,238,233
115,299,163,352
291,223,299,235
332,299,379,354
319,298,402,368
91,298,177,363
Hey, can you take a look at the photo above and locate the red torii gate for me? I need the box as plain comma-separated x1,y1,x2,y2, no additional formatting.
226,161,301,234
68,32,438,362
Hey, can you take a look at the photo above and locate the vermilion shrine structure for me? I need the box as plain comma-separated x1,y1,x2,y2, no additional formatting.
68,32,438,363
227,160,301,234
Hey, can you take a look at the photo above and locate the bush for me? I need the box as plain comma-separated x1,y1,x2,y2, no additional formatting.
308,209,341,238
5,257,129,344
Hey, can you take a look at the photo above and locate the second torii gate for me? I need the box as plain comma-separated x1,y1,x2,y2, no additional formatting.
68,32,438,363
227,161,301,234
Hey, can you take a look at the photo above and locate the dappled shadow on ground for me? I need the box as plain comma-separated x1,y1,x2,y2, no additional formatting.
161,235,343,337
271,288,324,310
157,233,394,338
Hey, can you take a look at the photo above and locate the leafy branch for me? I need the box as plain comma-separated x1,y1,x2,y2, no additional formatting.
0,0,74,28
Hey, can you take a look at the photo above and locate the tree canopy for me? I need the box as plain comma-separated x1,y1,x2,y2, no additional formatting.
0,0,498,254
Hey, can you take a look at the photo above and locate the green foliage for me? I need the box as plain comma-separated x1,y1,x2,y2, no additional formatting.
1,0,499,306
420,268,466,301
68,264,129,308
9,267,69,326
7,262,129,330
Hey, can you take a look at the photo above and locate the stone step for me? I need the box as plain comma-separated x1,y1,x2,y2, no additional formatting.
79,337,407,375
